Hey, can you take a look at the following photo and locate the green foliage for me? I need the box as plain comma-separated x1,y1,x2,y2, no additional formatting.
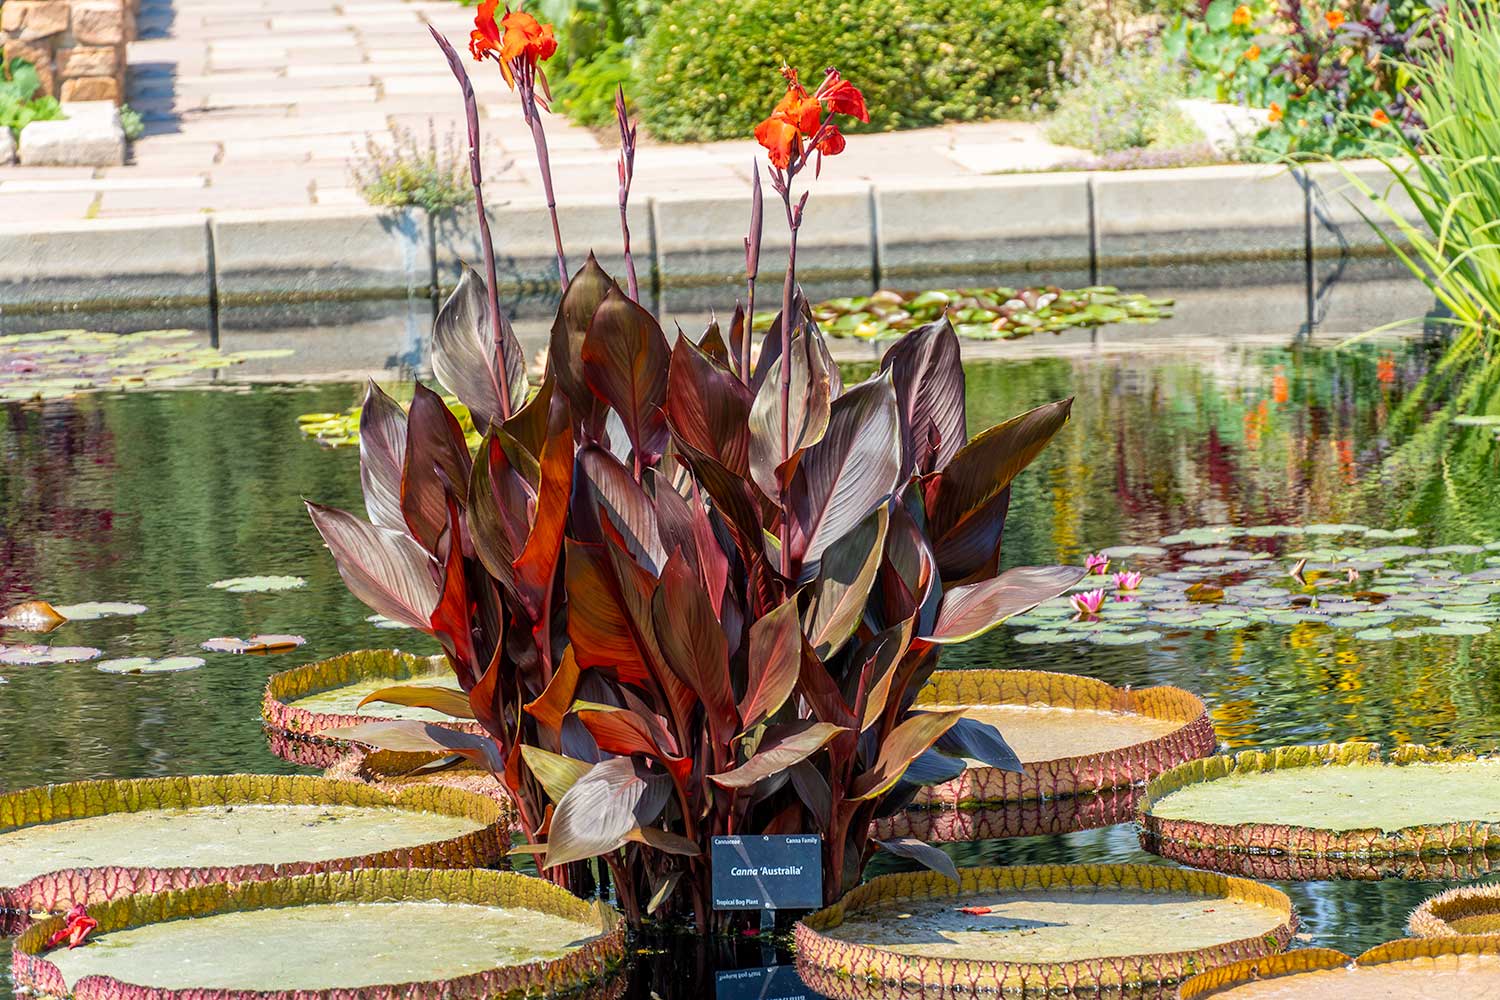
637,0,1065,142
1163,0,1437,159
1347,0,1500,334
0,56,63,138
1045,46,1203,153
119,103,144,141
552,40,636,126
350,122,469,217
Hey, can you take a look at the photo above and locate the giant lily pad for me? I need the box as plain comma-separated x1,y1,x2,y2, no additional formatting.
324,748,507,806
871,785,1141,844
1139,742,1500,877
263,650,481,767
11,868,623,998
0,774,506,917
1409,883,1500,938
1178,937,1500,998
793,865,1295,995
908,670,1215,805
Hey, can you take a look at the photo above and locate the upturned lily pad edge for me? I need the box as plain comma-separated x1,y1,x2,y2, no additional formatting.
1177,936,1500,998
1408,882,1500,938
11,867,626,1000
0,773,508,921
1138,741,1500,865
910,669,1217,806
262,649,485,767
792,864,1296,994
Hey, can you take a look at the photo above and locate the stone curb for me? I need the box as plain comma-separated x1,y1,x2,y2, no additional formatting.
0,159,1426,314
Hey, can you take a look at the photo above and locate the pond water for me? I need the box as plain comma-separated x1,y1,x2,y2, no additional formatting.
4,315,1500,997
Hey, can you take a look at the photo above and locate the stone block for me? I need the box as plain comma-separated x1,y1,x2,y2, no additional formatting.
0,127,14,165
876,174,1092,285
2,39,54,95
213,206,432,303
60,75,119,102
56,43,120,78
0,216,210,311
71,2,130,45
1,0,71,40
18,100,124,166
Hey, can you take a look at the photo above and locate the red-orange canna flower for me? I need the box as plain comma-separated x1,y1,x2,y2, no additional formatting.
470,2,557,88
1371,107,1390,126
755,67,869,171
1325,9,1346,29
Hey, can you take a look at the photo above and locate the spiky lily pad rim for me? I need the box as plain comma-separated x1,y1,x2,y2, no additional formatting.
12,868,625,1000
792,959,1186,1000
1408,882,1500,937
1178,936,1500,997
1144,838,1500,882
324,748,511,807
910,669,1216,806
871,784,1141,843
0,774,507,920
793,864,1296,994
261,649,485,766
1138,741,1500,864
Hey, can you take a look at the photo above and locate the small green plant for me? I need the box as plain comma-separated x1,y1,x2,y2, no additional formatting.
0,56,63,138
1045,46,1204,153
119,104,144,141
349,122,470,216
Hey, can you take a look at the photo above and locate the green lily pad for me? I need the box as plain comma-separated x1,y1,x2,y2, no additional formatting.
97,656,207,674
210,576,307,593
0,644,102,665
1089,629,1165,645
50,602,148,620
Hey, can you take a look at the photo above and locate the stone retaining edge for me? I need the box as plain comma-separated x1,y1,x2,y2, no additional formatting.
0,160,1424,314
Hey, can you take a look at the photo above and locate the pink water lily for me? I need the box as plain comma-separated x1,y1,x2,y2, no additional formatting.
1084,553,1110,576
1113,570,1143,592
1070,589,1107,617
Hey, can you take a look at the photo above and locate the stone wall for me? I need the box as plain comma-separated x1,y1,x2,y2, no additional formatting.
1,0,137,104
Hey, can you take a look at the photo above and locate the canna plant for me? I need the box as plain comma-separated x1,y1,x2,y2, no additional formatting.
306,3,1084,931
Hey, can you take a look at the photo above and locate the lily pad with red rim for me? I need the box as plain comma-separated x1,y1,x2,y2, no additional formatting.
1178,937,1500,999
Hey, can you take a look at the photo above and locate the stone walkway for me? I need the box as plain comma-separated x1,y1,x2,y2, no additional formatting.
0,0,1086,224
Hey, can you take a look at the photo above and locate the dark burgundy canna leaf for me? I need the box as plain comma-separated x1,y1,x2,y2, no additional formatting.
357,380,408,532
431,496,478,671
550,254,619,417
699,317,730,366
788,372,902,570
748,331,833,499
328,720,502,772
934,716,1023,774
503,372,554,460
305,501,438,631
565,540,651,682
926,564,1086,643
931,487,1011,585
880,317,966,479
850,708,966,799
432,264,527,432
401,383,474,552
796,636,858,730
652,552,737,747
927,398,1072,580
710,720,847,788
880,501,942,635
544,756,669,869
511,391,574,616
877,837,959,883
627,827,702,856
789,759,832,830
666,335,753,476
804,505,887,660
576,444,667,574
467,427,535,591
581,286,671,467
856,618,915,732
575,702,690,785
739,596,802,732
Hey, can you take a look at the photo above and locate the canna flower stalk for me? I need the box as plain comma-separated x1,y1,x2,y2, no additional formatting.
1071,588,1107,617
742,167,764,383
755,66,869,572
470,2,568,290
614,86,640,302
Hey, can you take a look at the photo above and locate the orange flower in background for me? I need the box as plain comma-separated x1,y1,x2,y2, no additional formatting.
755,67,869,171
1372,107,1390,126
470,2,557,88
1232,4,1253,25
1244,43,1262,60
1325,9,1346,29
1377,351,1396,384
1268,102,1284,123
1272,368,1288,404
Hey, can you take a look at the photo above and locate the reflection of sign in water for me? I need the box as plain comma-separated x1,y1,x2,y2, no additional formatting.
715,965,827,1000
711,835,823,910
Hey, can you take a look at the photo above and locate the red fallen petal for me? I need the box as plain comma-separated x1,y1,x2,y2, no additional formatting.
958,905,994,915
67,915,99,948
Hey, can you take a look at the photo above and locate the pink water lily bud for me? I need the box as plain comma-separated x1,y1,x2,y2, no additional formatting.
1070,589,1107,616
1113,570,1143,592
1084,553,1110,575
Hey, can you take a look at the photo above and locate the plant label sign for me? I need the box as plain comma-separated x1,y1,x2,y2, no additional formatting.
711,834,822,910
715,965,827,1000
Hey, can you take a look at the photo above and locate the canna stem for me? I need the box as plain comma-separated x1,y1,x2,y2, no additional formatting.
779,186,798,577
521,85,569,293
615,86,640,303
743,165,764,382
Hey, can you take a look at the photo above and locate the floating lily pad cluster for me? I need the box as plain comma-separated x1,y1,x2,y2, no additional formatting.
753,286,1174,342
0,329,292,403
298,396,480,449
1005,523,1500,647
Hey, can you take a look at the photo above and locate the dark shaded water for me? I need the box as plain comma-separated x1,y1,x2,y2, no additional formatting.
4,330,1500,996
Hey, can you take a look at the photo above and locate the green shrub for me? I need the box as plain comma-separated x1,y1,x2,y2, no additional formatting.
1045,47,1201,153
638,0,1065,142
0,55,63,139
350,122,469,216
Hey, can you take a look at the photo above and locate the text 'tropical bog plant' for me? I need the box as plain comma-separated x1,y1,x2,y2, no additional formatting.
306,2,1083,930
